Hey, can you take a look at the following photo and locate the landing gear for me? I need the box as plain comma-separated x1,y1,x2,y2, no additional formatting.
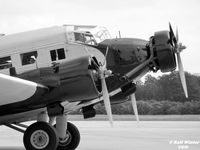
23,122,58,150
55,122,80,150
21,112,80,150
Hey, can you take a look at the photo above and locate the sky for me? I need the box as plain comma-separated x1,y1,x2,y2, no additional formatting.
0,0,200,74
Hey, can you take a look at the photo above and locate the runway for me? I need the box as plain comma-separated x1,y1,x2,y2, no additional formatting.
0,121,199,150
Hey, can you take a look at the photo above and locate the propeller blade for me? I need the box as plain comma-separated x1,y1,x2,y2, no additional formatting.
169,22,173,34
130,93,139,123
170,23,188,98
176,52,188,98
101,73,113,127
176,27,179,43
169,22,177,44
103,46,109,67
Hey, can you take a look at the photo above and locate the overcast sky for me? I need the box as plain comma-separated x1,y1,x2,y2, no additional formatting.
0,0,200,74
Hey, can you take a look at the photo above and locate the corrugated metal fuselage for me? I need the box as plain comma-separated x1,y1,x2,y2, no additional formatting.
0,26,150,117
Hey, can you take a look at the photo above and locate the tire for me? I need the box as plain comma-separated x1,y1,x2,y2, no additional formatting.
23,122,59,150
55,122,80,150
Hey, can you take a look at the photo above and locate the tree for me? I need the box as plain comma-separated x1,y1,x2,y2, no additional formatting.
136,72,200,102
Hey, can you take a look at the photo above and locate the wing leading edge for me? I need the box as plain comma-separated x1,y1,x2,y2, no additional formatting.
0,73,48,106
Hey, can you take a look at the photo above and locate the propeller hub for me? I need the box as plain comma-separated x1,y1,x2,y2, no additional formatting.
98,66,112,79
176,43,186,53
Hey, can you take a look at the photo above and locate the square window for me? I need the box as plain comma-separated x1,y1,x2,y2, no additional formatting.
50,48,65,61
21,51,37,66
50,50,57,61
0,56,12,70
57,48,65,60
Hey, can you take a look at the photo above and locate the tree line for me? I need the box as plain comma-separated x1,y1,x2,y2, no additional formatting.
94,72,200,115
136,71,200,102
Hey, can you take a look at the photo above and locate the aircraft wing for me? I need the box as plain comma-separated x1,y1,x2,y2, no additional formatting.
0,73,48,113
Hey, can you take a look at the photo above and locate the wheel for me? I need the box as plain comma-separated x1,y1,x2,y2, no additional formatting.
55,122,80,150
23,122,59,150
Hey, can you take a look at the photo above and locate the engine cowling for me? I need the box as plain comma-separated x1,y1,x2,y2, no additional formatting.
152,31,176,72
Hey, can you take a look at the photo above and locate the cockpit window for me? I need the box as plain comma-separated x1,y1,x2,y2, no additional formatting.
92,28,111,43
65,25,111,44
85,34,97,45
74,32,86,43
65,25,111,45
74,32,97,45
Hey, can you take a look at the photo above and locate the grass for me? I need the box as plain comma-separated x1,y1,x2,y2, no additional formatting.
67,114,200,121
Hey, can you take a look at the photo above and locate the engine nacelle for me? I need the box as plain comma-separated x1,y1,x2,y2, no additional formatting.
152,31,176,72
110,82,136,104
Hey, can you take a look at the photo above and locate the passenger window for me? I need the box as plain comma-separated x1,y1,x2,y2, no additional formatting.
21,51,37,66
0,56,12,70
50,50,57,61
50,48,65,61
57,48,65,60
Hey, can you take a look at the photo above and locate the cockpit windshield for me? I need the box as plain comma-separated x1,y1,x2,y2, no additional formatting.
90,26,111,43
65,25,111,45
74,32,97,45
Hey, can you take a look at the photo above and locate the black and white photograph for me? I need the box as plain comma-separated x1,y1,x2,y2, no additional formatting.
0,0,199,150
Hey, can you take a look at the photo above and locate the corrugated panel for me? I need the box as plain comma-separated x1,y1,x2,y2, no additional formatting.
0,26,67,55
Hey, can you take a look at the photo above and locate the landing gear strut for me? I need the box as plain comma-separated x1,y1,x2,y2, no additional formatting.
21,112,80,150
55,122,80,150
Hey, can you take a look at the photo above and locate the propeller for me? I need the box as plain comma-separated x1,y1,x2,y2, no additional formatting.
130,93,139,123
100,66,113,126
98,46,140,124
86,46,113,126
97,46,113,126
169,23,188,98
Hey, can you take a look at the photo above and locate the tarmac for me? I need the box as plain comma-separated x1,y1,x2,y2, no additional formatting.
0,121,199,150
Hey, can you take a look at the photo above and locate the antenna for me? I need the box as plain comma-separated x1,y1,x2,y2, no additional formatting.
118,31,121,38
